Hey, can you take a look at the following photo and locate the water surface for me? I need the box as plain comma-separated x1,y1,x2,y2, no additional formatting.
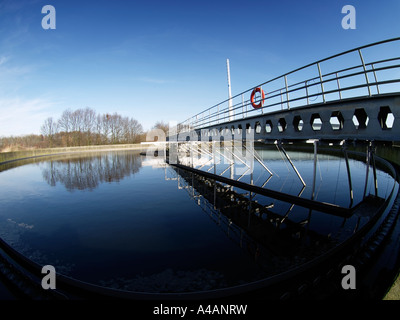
0,147,395,293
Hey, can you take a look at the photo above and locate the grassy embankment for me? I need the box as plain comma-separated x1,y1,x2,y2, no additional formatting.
0,144,145,164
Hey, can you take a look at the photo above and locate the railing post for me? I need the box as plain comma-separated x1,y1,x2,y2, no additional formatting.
317,63,325,103
371,63,380,95
358,49,372,97
343,147,354,208
363,143,371,199
305,80,309,105
284,76,290,109
311,140,318,201
371,144,378,197
241,94,245,119
336,72,342,100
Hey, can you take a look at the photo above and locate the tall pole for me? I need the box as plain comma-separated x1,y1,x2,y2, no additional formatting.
227,59,233,121
311,140,318,201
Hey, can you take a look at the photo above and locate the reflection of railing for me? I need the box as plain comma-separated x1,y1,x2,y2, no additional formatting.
169,142,398,217
167,166,332,265
178,38,400,130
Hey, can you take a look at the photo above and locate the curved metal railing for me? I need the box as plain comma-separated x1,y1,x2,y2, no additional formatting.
178,37,400,131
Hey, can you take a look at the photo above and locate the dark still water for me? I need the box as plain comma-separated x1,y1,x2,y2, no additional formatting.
0,147,397,294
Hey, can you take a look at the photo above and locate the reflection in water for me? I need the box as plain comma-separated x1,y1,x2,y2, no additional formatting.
169,166,337,276
164,142,398,283
41,151,142,191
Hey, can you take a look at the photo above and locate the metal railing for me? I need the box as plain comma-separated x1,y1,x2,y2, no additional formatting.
178,38,400,131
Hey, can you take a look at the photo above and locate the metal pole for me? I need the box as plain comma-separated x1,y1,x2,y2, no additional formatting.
317,63,325,103
284,76,290,109
241,94,245,119
311,141,318,200
305,81,309,105
190,142,194,168
230,158,234,191
191,173,195,198
279,144,306,187
227,59,234,121
358,49,372,97
213,183,217,209
252,148,273,176
248,171,253,227
336,72,342,100
371,145,378,197
363,144,371,199
213,141,217,176
280,185,305,224
371,63,380,95
343,148,354,208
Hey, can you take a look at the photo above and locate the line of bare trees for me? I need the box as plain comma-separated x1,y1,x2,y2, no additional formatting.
40,107,145,148
0,134,47,151
0,110,172,152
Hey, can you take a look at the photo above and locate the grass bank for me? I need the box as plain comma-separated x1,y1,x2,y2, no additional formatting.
0,143,146,164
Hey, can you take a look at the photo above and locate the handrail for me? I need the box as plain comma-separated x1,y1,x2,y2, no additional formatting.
177,37,400,131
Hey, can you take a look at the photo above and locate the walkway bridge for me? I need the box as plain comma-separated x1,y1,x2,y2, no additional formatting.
162,37,400,224
171,38,400,143
157,37,400,299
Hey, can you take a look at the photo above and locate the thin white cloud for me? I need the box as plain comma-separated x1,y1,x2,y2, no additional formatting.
0,97,58,136
0,56,9,66
0,55,34,87
0,56,39,97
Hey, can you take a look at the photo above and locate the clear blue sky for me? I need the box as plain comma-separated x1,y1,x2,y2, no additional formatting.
0,0,399,136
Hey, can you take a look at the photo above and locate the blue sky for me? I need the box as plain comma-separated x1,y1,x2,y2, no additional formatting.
0,0,399,136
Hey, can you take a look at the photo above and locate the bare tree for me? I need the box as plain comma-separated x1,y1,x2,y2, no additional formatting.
153,121,169,135
129,118,143,143
101,113,112,144
58,109,72,146
3,107,146,151
70,109,84,146
94,114,103,145
82,107,96,145
40,117,58,147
